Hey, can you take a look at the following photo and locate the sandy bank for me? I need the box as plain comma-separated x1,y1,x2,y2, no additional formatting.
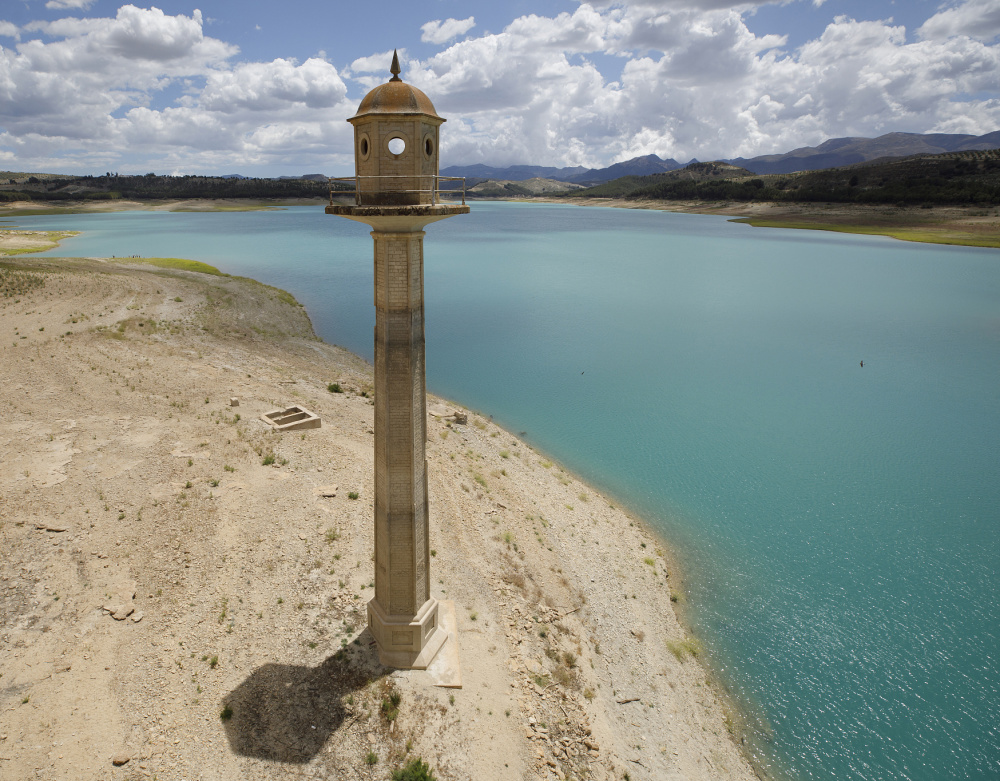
0,257,757,780
0,228,79,255
0,197,324,217
518,196,1000,249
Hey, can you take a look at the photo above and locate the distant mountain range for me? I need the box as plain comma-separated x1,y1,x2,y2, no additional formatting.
170,132,1000,188
276,173,327,181
728,131,1000,174
441,131,1000,184
568,147,1000,209
442,154,683,186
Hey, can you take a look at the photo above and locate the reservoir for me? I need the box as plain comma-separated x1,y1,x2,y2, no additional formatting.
21,201,1000,780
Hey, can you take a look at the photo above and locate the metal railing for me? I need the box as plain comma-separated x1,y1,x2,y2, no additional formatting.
328,175,466,207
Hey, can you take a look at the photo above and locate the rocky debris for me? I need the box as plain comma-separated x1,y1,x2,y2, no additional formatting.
229,397,239,406
428,403,468,425
34,523,69,532
109,605,133,621
170,447,211,460
103,583,137,621
111,753,130,766
314,485,339,497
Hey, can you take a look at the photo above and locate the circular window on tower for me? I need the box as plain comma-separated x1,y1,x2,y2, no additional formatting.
423,135,434,159
387,136,406,156
358,133,371,162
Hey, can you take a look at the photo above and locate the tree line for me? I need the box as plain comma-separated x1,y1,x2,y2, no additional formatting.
0,173,350,202
569,150,1000,206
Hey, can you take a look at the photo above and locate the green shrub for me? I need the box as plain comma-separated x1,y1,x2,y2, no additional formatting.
381,689,402,722
666,637,701,661
328,383,343,393
392,758,436,781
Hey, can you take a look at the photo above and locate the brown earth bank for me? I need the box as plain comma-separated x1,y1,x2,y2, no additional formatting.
0,257,757,781
530,197,1000,249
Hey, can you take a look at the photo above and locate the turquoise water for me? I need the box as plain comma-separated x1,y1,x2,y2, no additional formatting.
21,202,1000,780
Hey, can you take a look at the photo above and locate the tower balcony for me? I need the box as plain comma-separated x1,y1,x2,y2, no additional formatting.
328,175,467,208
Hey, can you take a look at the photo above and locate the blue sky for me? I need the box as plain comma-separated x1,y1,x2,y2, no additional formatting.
1,0,998,176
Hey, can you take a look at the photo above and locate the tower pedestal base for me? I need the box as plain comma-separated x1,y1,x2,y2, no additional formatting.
368,596,448,669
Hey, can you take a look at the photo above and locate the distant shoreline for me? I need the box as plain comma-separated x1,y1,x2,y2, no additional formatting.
0,197,321,217
3,195,997,249
523,196,1000,249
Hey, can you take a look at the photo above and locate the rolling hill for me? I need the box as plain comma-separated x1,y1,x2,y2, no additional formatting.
569,149,1000,206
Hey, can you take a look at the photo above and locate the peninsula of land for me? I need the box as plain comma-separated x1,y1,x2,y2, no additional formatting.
555,198,1000,249
0,254,758,781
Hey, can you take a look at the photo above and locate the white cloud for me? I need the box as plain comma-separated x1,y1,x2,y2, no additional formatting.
196,58,348,113
604,0,783,9
350,49,400,73
0,5,355,173
45,0,96,9
400,6,1000,167
918,0,1000,42
347,49,408,92
0,1,997,175
0,21,19,39
421,16,476,45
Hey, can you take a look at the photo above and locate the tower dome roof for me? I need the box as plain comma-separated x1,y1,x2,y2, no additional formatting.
350,50,442,121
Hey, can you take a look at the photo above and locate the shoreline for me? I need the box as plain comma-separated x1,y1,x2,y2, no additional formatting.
494,434,779,780
1,255,760,780
4,195,1000,250
0,207,783,778
493,195,1000,249
0,197,322,217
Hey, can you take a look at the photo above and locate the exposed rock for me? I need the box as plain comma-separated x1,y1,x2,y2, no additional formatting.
36,523,69,532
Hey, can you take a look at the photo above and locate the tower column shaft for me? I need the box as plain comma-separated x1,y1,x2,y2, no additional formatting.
368,229,445,668
328,58,468,674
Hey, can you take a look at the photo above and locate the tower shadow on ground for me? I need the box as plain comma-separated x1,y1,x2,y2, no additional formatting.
221,629,387,763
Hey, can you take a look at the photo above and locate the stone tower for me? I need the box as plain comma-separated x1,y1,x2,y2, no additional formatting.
327,51,469,669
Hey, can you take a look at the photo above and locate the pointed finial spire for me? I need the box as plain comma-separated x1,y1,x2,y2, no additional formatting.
389,49,402,82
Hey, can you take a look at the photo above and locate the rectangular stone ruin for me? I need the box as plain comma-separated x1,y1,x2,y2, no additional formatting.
261,405,321,431
428,403,467,425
